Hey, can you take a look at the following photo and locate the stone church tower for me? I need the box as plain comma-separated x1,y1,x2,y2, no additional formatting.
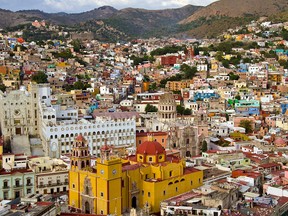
157,93,177,122
194,103,209,155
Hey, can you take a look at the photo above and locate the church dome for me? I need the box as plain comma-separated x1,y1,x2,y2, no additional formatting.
159,93,176,106
137,140,165,155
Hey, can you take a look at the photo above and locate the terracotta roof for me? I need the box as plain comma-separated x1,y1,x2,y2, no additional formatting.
137,140,165,155
274,137,286,146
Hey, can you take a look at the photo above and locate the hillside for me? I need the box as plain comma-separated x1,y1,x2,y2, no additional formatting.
104,5,201,37
176,0,288,39
180,0,288,24
0,6,118,28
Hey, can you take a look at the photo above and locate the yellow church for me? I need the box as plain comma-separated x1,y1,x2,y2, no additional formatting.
69,134,203,215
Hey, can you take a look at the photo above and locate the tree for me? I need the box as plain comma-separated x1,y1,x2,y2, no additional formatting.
0,84,6,92
239,120,253,134
202,140,208,152
70,39,82,52
149,83,157,92
183,108,192,115
180,64,197,79
31,71,48,84
73,81,85,90
229,72,240,80
145,104,158,113
222,59,230,68
235,94,241,100
176,105,185,115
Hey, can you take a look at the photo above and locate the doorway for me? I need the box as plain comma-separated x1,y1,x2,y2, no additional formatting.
15,191,20,198
85,201,90,214
16,128,21,135
132,196,137,209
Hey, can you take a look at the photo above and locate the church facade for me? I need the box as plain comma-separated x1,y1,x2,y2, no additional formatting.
69,134,203,215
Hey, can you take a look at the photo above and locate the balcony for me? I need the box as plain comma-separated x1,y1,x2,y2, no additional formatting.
38,182,67,188
14,184,23,188
26,183,33,187
2,185,10,190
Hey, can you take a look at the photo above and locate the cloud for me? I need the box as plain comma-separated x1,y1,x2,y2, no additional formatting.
1,0,218,13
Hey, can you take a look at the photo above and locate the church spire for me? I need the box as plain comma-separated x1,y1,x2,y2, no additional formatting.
70,134,91,170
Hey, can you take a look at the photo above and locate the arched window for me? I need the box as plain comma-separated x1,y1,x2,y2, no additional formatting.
81,161,85,169
86,186,89,195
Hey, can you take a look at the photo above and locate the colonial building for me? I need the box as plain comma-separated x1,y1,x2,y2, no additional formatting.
36,84,138,158
145,92,202,157
0,84,47,140
0,153,35,200
69,134,203,214
28,157,69,194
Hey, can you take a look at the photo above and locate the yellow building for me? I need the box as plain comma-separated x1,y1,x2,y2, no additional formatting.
69,135,203,214
166,80,193,91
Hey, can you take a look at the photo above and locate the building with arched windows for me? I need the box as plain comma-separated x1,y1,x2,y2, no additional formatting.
69,134,203,215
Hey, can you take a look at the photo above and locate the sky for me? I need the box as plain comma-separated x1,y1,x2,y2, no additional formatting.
1,0,218,13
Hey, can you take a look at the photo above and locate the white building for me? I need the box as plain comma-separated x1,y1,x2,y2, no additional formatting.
28,157,69,194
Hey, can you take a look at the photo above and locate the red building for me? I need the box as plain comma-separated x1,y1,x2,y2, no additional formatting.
161,55,179,66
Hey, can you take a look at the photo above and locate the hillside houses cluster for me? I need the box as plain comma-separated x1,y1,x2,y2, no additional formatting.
1,19,288,215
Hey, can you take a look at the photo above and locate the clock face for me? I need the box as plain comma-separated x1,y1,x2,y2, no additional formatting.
100,169,104,174
112,169,117,175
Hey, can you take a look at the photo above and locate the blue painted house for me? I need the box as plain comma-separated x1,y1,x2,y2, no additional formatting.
235,100,260,116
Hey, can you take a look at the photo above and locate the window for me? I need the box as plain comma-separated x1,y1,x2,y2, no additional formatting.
148,192,150,197
163,190,166,196
3,181,8,188
15,180,20,187
149,157,153,162
122,180,124,187
100,192,104,197
72,184,75,189
3,192,8,199
27,189,31,194
142,190,144,196
191,181,193,185
100,210,104,215
27,178,31,186
169,171,173,177
176,187,178,192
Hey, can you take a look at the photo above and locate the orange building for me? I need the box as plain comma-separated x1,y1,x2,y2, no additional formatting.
136,132,168,148
166,80,193,91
